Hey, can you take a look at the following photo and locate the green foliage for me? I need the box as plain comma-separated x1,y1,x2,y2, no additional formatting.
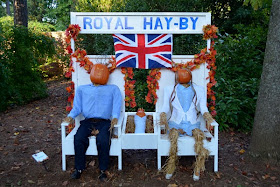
0,4,5,17
0,16,13,32
214,24,267,131
44,0,76,31
0,16,55,32
76,34,115,55
244,0,272,10
0,27,11,110
27,0,59,22
0,25,56,111
28,21,56,32
39,31,70,78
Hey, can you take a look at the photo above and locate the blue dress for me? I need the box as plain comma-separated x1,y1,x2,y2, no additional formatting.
168,84,200,136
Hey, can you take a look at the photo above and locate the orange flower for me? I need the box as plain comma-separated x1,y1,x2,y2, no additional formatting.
65,24,81,43
79,61,85,67
66,45,72,54
145,95,152,104
130,101,137,108
121,67,137,108
65,71,72,78
203,25,218,40
66,86,72,93
66,106,72,112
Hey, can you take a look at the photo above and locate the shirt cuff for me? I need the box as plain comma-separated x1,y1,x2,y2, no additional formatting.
112,115,119,120
67,113,75,119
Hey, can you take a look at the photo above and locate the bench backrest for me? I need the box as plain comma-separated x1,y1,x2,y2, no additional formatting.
156,55,208,113
72,56,126,112
72,55,208,115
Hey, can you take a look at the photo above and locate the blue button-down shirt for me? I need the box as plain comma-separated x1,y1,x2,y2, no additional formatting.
68,84,122,120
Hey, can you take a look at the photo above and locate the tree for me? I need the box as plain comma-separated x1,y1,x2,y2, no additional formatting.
45,0,75,30
14,0,27,27
6,0,11,15
249,0,280,160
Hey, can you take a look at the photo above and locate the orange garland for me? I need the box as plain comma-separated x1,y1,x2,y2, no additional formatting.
65,24,81,43
121,67,137,108
203,25,218,40
146,69,161,104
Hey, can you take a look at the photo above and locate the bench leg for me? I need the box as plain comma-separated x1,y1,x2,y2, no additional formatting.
62,153,66,171
157,153,161,170
214,153,218,172
118,152,122,170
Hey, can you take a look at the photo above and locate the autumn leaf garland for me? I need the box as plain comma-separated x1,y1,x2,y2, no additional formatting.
65,24,81,43
203,24,218,40
146,69,161,105
121,67,137,108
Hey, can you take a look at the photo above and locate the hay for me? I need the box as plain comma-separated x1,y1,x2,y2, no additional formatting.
160,112,169,134
125,115,135,133
193,129,210,175
162,128,179,175
145,115,154,133
91,129,99,136
109,118,118,132
203,112,214,124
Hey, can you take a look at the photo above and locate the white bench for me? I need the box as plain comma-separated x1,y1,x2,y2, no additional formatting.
61,57,125,171
156,57,219,172
61,12,219,173
61,55,219,173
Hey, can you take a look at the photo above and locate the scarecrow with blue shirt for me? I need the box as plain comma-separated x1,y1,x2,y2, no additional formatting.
64,64,122,182
160,68,214,181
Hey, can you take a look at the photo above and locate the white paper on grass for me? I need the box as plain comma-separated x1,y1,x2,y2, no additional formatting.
32,151,49,162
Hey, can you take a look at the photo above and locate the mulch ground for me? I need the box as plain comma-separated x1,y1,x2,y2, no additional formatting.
0,79,279,187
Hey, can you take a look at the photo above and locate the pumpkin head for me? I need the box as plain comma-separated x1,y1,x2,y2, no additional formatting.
90,64,109,85
177,68,192,84
136,108,146,118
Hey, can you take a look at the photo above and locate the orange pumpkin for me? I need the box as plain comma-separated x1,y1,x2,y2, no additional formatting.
177,68,192,84
90,64,109,85
136,108,146,117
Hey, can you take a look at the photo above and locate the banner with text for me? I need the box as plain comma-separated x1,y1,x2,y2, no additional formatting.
71,12,211,34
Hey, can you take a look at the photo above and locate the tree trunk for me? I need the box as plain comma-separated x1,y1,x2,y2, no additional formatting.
6,0,11,16
14,0,28,27
249,0,280,160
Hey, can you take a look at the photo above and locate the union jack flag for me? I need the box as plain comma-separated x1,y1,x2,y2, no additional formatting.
113,34,173,69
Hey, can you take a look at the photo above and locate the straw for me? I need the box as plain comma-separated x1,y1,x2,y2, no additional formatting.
125,115,135,133
145,115,154,133
162,128,179,175
193,129,209,174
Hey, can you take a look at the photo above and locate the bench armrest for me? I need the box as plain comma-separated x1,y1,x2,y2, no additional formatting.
61,121,70,127
112,112,124,138
114,119,121,128
210,120,219,127
61,121,70,141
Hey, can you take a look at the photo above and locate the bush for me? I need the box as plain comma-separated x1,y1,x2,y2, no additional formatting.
28,21,56,32
0,16,55,33
214,24,267,131
0,25,56,111
0,28,11,110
